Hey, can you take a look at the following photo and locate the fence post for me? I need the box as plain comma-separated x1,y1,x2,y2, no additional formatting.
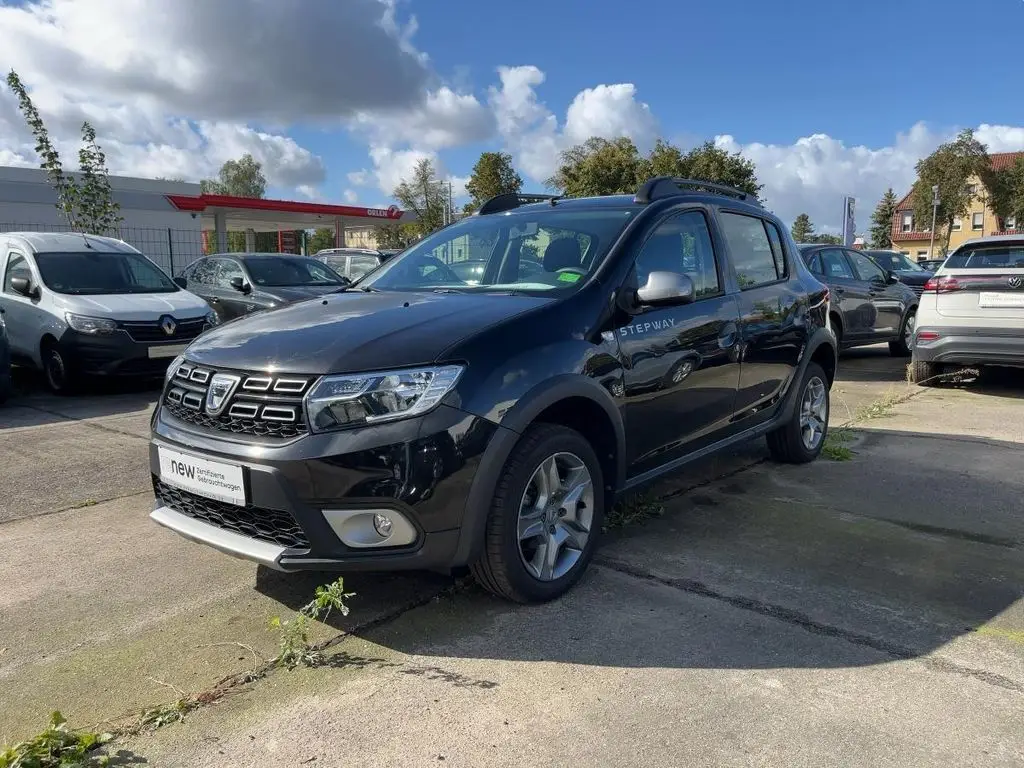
167,228,175,275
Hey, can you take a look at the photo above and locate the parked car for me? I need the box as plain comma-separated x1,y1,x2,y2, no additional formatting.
313,248,386,282
911,235,1024,384
149,179,836,604
0,232,216,394
863,249,931,297
799,244,918,356
176,253,347,322
0,309,11,404
918,259,946,272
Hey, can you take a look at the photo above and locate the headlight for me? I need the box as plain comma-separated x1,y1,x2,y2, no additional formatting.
305,365,463,432
204,311,220,328
164,353,185,385
65,313,117,334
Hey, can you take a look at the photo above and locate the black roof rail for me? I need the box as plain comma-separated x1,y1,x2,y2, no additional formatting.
635,177,753,205
477,192,558,215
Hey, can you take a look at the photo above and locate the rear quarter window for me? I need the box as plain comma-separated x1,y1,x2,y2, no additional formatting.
944,245,1024,269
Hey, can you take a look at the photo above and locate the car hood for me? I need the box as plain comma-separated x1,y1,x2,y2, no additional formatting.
894,270,930,286
257,285,341,303
184,290,552,374
54,290,210,321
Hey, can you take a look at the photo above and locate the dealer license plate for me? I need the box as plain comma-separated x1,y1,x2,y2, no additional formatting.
158,447,246,506
979,292,1024,308
148,343,189,359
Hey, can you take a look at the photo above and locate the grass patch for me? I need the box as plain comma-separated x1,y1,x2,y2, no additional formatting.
603,493,665,531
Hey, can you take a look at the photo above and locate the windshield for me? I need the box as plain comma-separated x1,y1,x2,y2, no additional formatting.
359,208,637,295
34,251,178,295
867,250,926,272
944,244,1024,270
244,256,344,287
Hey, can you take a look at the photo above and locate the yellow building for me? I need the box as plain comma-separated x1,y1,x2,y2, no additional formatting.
892,150,1023,260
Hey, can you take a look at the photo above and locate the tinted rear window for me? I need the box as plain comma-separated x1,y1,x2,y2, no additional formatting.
944,245,1024,269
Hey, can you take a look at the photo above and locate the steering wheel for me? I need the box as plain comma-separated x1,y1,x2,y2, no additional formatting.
414,257,462,285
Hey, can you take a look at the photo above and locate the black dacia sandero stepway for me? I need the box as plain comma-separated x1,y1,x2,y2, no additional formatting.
150,178,837,603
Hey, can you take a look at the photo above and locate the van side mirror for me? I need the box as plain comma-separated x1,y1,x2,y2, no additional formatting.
229,276,251,294
637,271,695,307
10,276,37,299
173,276,187,289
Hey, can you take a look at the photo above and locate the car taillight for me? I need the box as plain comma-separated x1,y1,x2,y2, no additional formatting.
923,276,960,293
917,331,941,342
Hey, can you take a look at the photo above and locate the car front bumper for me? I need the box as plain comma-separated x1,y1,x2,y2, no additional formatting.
61,329,198,377
914,325,1024,367
149,402,504,572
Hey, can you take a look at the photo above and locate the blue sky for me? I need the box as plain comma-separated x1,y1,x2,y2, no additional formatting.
1,0,1023,231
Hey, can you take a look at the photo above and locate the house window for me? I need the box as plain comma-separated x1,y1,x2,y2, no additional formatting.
967,184,978,196
901,212,913,232
1007,216,1017,230
972,212,984,230
952,216,962,231
917,250,928,257
900,251,910,257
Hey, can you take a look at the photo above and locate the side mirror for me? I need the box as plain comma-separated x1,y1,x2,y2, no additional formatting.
887,271,900,284
637,271,695,307
10,276,36,298
173,276,187,289
230,276,251,294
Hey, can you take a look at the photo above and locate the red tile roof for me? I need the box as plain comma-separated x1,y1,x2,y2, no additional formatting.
990,150,1024,171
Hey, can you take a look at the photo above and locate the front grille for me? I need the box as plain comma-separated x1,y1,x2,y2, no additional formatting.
154,478,309,549
162,362,313,440
120,317,207,343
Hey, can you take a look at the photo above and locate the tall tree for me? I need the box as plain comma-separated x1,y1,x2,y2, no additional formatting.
393,158,447,237
805,233,842,245
201,154,267,198
676,141,762,198
990,155,1024,229
6,70,122,234
374,223,418,250
646,139,687,177
869,188,898,248
547,137,648,197
307,227,336,253
464,151,522,212
911,129,992,254
791,213,814,242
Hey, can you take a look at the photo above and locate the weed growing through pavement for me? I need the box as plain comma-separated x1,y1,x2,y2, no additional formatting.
0,712,112,768
271,577,355,668
603,493,665,531
822,427,854,461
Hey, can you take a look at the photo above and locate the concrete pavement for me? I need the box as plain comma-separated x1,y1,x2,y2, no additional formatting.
1,349,1022,766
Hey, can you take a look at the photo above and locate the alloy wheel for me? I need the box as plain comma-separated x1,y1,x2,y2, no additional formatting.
799,376,828,451
904,312,916,349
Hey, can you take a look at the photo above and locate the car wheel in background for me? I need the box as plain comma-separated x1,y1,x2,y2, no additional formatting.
889,309,916,357
766,362,829,464
42,341,77,395
909,358,938,387
471,423,605,603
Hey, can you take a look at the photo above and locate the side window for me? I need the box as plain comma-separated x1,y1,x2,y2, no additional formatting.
348,255,379,280
635,211,721,299
719,213,782,289
847,250,886,282
807,253,823,275
3,253,32,293
125,256,168,290
819,249,855,279
190,259,214,284
764,221,788,279
215,259,245,288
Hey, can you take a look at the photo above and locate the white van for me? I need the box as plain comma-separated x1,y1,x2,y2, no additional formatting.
0,232,216,394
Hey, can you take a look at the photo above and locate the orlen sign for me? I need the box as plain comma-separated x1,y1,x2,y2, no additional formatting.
365,205,402,220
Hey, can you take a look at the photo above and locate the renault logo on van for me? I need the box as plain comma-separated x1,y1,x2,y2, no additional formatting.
205,373,241,415
160,315,177,336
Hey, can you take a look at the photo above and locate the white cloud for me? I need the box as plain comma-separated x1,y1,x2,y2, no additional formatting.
343,189,359,203
564,84,657,146
367,145,437,196
350,86,494,151
347,170,372,186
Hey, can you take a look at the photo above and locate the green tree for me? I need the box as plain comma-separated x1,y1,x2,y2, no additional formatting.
307,227,336,253
646,139,687,177
869,188,898,248
911,129,992,254
990,156,1024,229
806,233,842,245
464,151,522,213
547,137,648,197
791,213,814,242
675,141,762,198
393,158,447,237
201,154,267,198
374,223,418,250
6,69,123,234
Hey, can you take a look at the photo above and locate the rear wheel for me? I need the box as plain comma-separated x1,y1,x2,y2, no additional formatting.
909,358,938,386
889,309,916,357
471,424,605,603
767,362,829,464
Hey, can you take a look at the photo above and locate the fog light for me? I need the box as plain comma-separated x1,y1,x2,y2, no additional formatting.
373,513,393,539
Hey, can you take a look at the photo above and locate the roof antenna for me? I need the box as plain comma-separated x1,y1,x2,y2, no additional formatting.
78,231,93,249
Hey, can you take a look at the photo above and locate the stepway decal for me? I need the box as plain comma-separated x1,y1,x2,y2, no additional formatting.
620,318,676,337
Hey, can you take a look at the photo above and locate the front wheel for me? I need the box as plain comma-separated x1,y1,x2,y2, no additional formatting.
42,343,77,395
471,424,605,603
889,309,916,357
766,362,830,464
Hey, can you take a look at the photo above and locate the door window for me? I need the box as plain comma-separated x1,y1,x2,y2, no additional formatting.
347,255,380,280
634,211,721,299
3,253,31,294
819,249,855,279
719,213,784,289
214,259,245,288
807,252,824,275
189,259,216,284
847,250,886,282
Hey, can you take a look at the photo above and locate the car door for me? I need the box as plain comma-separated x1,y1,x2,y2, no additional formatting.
718,211,805,418
211,258,252,319
817,248,872,340
614,209,742,478
846,248,903,338
181,258,220,313
1,249,45,361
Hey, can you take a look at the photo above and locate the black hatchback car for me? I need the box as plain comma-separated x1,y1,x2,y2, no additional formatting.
799,244,918,356
150,179,837,603
176,253,347,322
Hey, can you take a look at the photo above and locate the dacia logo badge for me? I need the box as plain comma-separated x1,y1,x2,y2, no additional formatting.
205,373,241,416
160,315,177,336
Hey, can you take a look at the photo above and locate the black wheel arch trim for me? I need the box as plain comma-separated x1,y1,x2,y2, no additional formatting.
451,374,626,567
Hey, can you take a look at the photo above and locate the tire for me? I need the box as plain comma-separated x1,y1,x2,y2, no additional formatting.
909,358,938,386
0,369,10,405
766,362,829,464
470,423,605,604
889,309,916,357
42,341,77,395
830,314,844,352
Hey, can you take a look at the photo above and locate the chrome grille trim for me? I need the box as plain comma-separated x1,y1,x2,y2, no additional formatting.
229,403,260,419
273,378,308,394
261,406,297,422
242,376,272,392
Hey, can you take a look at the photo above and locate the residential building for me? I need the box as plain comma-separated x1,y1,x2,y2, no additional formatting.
891,151,1024,260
